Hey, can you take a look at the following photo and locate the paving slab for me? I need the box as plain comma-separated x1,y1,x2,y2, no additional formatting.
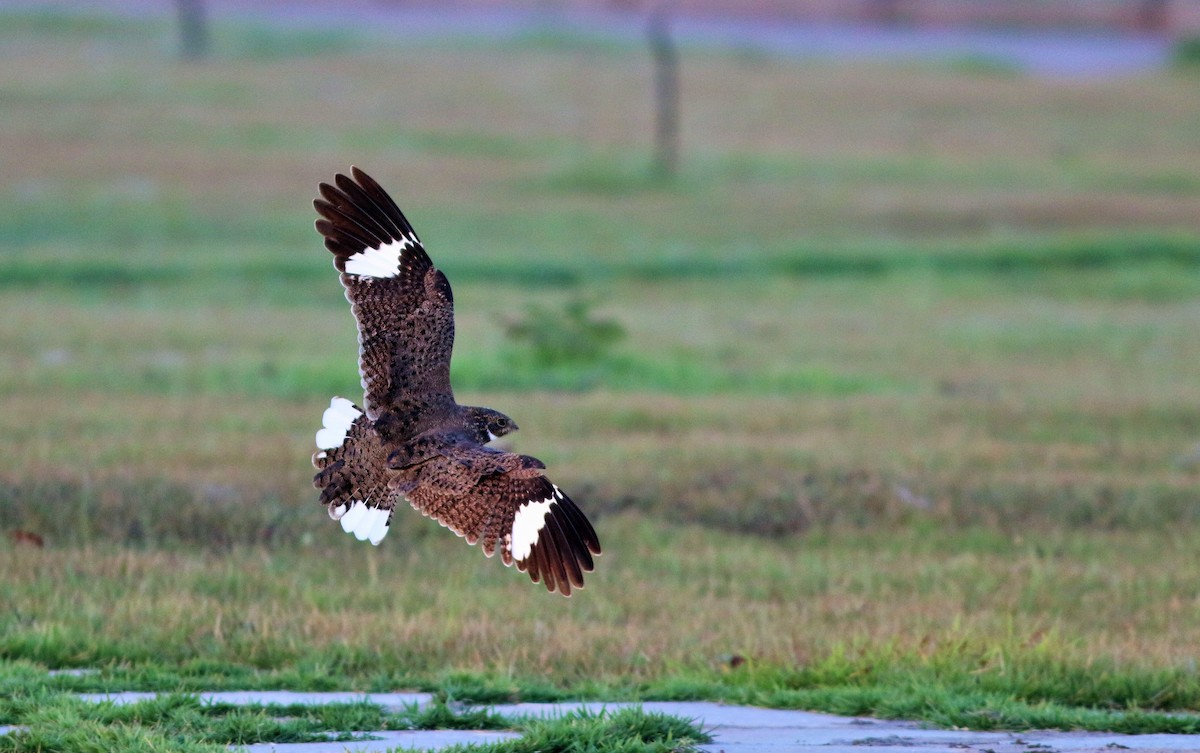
485,700,863,728
76,691,432,709
481,700,1200,753
237,730,520,752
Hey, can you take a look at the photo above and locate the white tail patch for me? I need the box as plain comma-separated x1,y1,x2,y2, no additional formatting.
339,501,368,533
344,238,414,278
315,397,362,450
338,501,390,545
366,508,390,545
511,486,562,562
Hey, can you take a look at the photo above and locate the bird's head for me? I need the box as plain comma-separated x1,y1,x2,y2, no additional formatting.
465,407,518,444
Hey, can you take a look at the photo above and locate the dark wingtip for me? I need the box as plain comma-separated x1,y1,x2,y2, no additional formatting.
313,167,421,262
513,483,600,597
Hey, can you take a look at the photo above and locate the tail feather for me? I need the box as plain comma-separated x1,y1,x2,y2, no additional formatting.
313,397,394,545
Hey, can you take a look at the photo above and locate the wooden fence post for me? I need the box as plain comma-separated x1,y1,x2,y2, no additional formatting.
176,0,210,61
648,7,680,179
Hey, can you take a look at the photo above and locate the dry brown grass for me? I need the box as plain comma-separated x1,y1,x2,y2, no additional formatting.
5,273,1197,544
4,518,1200,680
5,20,1200,242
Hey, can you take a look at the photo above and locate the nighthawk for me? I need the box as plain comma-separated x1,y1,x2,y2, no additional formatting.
311,167,601,595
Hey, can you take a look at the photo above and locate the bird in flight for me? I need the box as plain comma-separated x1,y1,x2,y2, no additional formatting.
310,167,601,595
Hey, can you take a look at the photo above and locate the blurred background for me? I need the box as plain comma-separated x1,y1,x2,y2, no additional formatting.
3,0,1200,704
2,0,1199,551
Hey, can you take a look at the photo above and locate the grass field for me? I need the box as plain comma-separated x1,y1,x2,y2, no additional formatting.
2,7,1200,750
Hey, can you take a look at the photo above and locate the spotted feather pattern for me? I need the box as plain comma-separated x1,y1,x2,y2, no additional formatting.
315,167,455,424
312,167,601,595
406,462,600,596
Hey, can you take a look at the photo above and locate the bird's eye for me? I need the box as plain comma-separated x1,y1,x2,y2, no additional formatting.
496,417,508,427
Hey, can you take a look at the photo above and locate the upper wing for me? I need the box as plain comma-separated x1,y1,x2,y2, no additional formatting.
314,167,456,420
401,445,602,596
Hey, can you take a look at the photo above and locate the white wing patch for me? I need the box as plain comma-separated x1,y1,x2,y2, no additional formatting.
338,501,391,546
511,486,563,562
315,397,362,450
344,237,414,278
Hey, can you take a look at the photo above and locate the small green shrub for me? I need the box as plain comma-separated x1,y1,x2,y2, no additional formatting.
504,298,625,368
1172,36,1200,68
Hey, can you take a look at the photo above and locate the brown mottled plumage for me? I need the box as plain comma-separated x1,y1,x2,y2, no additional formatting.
311,167,601,595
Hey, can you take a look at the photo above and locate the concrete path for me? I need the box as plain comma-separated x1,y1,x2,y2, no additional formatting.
237,730,521,752
52,692,1200,752
76,690,434,708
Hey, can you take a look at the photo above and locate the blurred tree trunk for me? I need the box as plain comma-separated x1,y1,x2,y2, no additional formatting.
175,0,210,60
648,8,679,180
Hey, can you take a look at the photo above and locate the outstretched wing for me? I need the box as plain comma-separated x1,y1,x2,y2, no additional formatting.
314,167,456,422
403,445,602,596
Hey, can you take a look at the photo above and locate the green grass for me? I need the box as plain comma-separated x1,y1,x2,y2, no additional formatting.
0,9,147,40
0,689,707,753
1,694,384,747
2,7,1200,744
443,708,710,753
